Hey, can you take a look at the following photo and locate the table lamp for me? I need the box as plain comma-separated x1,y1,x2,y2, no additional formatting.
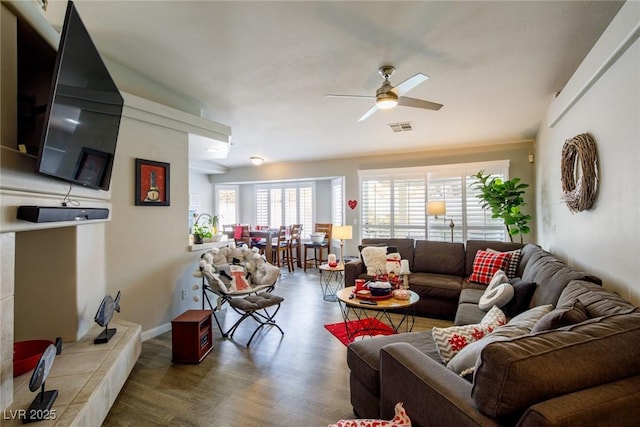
333,225,352,267
427,201,455,242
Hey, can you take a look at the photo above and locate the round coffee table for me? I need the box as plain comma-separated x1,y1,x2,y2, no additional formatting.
336,286,419,343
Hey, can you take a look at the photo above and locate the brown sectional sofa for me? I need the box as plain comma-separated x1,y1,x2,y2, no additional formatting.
345,239,524,319
346,243,636,425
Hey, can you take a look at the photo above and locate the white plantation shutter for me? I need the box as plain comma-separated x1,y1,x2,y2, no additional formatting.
215,185,238,225
332,177,344,226
256,187,269,226
255,182,315,234
393,177,426,239
299,185,313,238
360,161,509,242
361,178,392,238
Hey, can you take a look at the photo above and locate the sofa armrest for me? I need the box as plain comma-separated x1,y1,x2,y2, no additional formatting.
379,343,498,427
344,259,364,286
518,375,640,427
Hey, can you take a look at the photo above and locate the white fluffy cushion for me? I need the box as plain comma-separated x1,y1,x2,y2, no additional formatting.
360,246,388,276
432,306,506,364
478,270,513,311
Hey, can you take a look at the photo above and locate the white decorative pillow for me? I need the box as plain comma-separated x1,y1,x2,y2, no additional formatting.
487,269,508,290
360,246,388,276
478,283,514,311
432,306,506,364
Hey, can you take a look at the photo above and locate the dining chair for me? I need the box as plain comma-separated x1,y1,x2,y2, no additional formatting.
234,224,251,246
288,224,303,269
303,223,333,271
273,225,292,272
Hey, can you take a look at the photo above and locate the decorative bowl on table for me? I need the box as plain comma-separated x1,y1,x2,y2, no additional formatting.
368,281,393,296
310,232,325,243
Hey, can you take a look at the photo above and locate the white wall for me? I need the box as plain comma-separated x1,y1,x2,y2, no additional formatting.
535,1,639,305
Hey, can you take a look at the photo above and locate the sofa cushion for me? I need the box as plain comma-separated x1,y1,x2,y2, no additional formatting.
502,278,537,317
358,242,387,271
346,330,438,400
472,312,640,418
360,246,389,276
558,280,637,317
469,250,511,285
487,248,522,279
447,305,552,375
413,240,465,276
432,306,506,363
465,240,524,277
409,273,464,302
531,299,589,333
521,246,601,308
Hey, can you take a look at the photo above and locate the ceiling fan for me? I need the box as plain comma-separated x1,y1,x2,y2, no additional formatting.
326,65,443,121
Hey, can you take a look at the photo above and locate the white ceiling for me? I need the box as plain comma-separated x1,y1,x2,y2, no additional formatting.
43,0,624,170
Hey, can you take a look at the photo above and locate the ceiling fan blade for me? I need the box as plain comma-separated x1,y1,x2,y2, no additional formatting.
398,96,443,111
325,94,374,99
358,105,379,121
392,73,429,96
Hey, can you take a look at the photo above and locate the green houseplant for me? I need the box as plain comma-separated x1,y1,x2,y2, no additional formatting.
472,170,532,243
192,213,219,244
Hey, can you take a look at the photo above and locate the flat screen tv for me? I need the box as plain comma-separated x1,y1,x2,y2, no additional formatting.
35,1,123,191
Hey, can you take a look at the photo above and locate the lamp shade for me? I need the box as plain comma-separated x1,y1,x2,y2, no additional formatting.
427,201,446,216
333,225,352,240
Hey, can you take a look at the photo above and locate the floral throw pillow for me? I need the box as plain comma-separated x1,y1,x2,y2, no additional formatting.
469,250,512,285
432,305,506,364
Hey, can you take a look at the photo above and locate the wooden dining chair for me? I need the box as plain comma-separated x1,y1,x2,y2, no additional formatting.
234,225,251,246
288,224,302,269
273,225,292,272
303,223,332,271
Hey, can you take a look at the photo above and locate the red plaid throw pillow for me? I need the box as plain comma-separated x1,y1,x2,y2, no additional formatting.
469,250,512,285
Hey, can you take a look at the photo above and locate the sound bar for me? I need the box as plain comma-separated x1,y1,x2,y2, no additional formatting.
17,206,110,223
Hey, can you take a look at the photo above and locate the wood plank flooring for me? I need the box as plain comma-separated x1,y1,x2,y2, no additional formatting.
102,268,453,426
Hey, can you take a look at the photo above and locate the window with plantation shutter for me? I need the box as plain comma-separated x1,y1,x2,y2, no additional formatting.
215,185,238,225
360,161,509,242
255,182,314,235
332,177,344,226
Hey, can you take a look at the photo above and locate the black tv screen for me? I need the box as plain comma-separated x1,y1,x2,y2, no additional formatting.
36,1,123,191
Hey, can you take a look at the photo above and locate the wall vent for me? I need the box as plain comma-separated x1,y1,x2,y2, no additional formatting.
389,122,413,132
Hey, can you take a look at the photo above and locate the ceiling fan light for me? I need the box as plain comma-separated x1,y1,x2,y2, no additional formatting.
376,92,398,109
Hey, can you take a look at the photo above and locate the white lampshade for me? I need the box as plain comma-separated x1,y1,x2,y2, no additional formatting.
333,225,352,240
427,201,446,216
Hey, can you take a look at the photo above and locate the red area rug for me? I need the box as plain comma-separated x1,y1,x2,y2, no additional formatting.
324,319,395,346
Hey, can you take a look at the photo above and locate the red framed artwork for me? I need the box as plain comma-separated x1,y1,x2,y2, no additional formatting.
135,158,170,206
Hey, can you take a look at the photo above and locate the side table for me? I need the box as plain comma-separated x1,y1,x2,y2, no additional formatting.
171,309,213,363
319,264,344,302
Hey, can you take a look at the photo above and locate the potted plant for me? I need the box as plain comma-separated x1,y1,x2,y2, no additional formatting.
192,213,221,244
472,170,532,243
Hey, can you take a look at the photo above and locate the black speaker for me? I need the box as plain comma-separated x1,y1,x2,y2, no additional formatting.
17,206,110,223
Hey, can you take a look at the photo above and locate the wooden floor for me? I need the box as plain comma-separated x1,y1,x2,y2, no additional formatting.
102,268,453,426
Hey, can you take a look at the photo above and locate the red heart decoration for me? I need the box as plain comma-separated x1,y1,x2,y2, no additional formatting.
348,200,357,210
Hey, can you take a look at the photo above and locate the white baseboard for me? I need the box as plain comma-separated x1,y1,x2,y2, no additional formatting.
141,322,172,342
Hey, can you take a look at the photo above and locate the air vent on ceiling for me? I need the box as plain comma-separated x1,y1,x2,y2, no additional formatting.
389,121,413,132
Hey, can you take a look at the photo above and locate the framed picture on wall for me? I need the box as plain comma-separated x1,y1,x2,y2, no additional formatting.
135,158,170,206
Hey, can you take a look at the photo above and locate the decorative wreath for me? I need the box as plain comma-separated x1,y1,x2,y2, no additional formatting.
560,133,599,213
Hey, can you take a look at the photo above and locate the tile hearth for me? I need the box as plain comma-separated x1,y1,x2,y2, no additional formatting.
4,320,140,426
